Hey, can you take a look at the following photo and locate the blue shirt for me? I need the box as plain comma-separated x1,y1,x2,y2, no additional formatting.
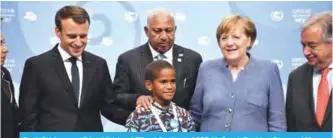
190,54,286,132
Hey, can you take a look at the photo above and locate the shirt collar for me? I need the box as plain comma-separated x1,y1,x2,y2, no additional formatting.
1,66,7,80
1,70,4,79
148,42,173,60
152,100,174,116
313,62,333,73
57,44,82,62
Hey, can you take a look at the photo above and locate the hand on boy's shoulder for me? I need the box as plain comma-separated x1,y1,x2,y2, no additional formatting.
135,106,151,114
136,95,153,109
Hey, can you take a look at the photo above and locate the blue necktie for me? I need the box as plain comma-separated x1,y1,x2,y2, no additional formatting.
69,57,79,101
155,54,166,60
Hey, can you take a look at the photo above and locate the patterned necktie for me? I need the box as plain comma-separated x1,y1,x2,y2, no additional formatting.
155,54,166,60
69,57,79,101
316,67,330,126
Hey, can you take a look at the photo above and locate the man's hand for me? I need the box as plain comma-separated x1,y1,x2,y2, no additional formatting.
136,95,153,109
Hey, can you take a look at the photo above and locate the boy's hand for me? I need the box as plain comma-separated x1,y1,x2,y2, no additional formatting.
136,95,153,110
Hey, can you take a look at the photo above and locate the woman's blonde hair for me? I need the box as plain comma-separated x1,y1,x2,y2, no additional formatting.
216,14,257,50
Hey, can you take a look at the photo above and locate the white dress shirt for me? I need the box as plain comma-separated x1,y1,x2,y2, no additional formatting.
57,45,83,107
313,63,333,112
148,43,173,65
230,67,244,82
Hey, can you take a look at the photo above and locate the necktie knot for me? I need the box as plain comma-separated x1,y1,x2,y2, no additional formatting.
321,68,330,78
155,54,166,60
69,57,77,64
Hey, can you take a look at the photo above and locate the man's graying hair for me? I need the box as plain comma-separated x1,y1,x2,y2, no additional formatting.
146,7,175,27
301,11,332,43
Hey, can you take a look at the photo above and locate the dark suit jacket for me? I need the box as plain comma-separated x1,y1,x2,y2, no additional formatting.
113,43,202,125
286,63,332,131
1,67,19,138
19,45,117,132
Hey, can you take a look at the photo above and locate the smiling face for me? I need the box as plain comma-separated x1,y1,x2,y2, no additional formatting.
219,27,252,62
55,18,89,57
301,23,332,69
216,15,256,64
145,68,176,105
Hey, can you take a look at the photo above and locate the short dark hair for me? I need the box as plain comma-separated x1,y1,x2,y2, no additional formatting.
55,5,90,31
145,60,174,81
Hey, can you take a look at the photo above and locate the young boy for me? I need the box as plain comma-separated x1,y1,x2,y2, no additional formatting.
125,60,195,132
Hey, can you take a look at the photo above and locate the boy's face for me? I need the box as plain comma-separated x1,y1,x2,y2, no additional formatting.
145,68,176,103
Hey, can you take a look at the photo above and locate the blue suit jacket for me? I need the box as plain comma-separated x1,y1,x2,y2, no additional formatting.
190,54,286,132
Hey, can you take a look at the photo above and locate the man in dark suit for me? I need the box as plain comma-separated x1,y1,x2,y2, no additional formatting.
19,5,117,131
1,26,20,138
113,7,202,125
286,11,332,132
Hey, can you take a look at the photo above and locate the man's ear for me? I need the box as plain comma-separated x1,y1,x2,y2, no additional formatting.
55,27,61,38
144,26,149,37
145,80,153,92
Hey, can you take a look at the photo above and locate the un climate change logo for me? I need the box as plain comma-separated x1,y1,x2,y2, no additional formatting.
271,11,284,22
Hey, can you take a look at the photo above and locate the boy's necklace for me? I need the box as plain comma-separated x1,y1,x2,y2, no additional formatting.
151,102,179,132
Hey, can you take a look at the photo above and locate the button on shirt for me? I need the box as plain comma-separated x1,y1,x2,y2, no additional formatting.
57,45,83,107
125,101,195,132
149,43,173,65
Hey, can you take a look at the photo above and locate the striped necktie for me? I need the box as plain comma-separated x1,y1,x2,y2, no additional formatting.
155,54,166,60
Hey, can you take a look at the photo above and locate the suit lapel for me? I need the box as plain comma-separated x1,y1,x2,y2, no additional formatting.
141,43,154,65
1,68,18,108
51,45,78,107
80,52,95,107
322,92,332,124
173,45,185,79
138,43,153,95
1,71,12,102
172,45,185,94
304,65,317,123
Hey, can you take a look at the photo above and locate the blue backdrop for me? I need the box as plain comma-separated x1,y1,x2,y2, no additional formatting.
1,1,332,132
